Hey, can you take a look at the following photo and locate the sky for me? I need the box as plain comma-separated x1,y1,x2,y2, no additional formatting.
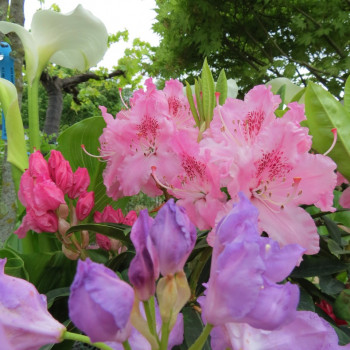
23,0,160,70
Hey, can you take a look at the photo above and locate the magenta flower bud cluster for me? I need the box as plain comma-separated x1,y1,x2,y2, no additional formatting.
15,150,93,238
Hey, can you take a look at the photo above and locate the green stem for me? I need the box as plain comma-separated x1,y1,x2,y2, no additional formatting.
21,232,36,254
188,323,213,350
27,76,41,151
143,298,158,341
123,340,132,350
159,319,170,350
63,331,114,350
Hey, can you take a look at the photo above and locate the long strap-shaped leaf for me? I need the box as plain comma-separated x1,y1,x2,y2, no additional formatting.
305,82,350,181
201,58,215,128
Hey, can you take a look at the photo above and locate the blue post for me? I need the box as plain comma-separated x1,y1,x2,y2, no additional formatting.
0,42,15,140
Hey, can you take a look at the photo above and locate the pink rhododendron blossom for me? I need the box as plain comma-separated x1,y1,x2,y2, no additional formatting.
99,78,197,200
337,172,349,186
201,85,336,254
0,259,66,349
340,187,350,209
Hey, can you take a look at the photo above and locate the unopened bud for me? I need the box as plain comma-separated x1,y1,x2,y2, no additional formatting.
81,230,90,249
58,203,69,219
58,218,71,244
62,244,80,260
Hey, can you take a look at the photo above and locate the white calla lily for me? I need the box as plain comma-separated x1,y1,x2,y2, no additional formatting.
0,5,108,151
0,4,108,83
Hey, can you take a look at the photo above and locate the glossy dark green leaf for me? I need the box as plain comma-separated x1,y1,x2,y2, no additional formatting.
334,290,350,321
305,82,350,181
66,223,132,247
291,255,349,278
57,116,131,213
181,307,211,350
46,287,70,309
298,286,316,311
324,216,342,245
319,275,345,296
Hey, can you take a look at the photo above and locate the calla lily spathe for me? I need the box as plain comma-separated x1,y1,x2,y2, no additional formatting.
0,5,108,83
0,78,28,172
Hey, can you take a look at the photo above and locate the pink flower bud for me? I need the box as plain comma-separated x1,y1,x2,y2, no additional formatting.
68,167,90,199
33,179,65,214
28,150,50,180
94,206,137,251
76,191,94,221
123,210,138,225
48,150,74,193
0,259,66,349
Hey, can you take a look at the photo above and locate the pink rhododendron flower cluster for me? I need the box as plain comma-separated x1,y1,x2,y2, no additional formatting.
99,80,337,254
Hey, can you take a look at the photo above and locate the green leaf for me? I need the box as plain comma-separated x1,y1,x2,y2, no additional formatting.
0,248,29,279
344,76,350,116
276,84,286,109
305,82,350,182
195,78,204,121
66,223,132,248
201,58,215,127
297,286,316,311
334,290,350,321
46,287,70,309
57,116,130,213
291,254,350,278
186,81,200,126
324,217,342,245
215,69,227,105
266,77,304,104
21,251,77,294
181,307,211,350
319,275,345,295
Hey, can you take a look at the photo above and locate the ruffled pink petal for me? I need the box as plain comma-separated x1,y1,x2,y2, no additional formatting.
292,153,337,212
339,187,350,209
253,200,319,255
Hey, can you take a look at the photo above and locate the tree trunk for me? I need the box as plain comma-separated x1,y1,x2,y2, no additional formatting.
41,69,124,137
0,0,24,243
42,73,63,137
